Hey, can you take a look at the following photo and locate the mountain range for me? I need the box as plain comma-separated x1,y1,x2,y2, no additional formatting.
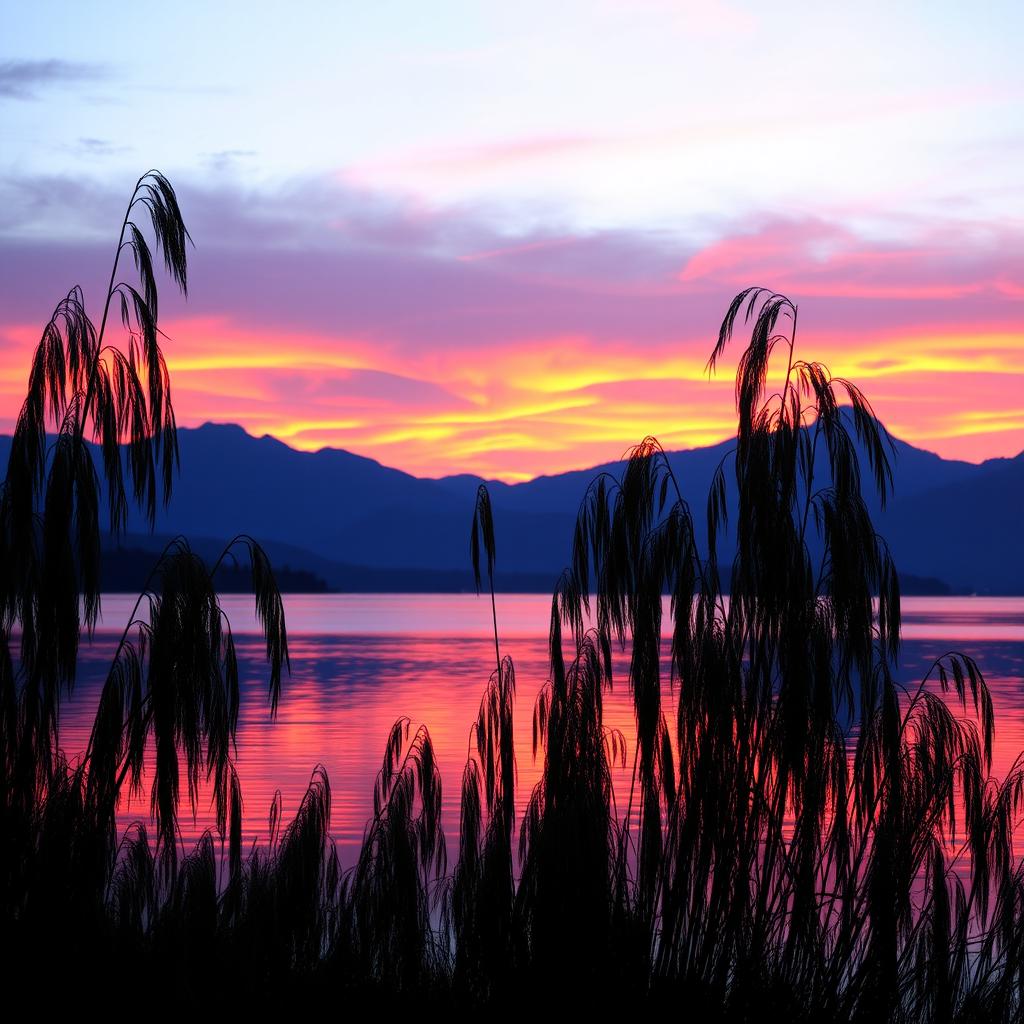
0,420,1020,593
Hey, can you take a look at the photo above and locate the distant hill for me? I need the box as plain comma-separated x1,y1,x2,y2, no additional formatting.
881,454,1024,594
99,545,330,594
1,419,1020,594
96,539,967,596
98,536,561,594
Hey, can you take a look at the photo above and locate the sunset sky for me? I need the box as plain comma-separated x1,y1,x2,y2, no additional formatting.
1,1,1021,481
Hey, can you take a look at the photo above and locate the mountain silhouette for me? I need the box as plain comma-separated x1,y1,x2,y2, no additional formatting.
1,419,1018,593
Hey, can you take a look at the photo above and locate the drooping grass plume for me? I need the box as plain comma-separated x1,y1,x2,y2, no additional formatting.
453,486,519,1002
83,534,288,873
0,173,295,1004
0,171,191,811
471,482,501,675
345,717,448,993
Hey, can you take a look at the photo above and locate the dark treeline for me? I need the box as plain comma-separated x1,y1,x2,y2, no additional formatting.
2,174,1022,1019
97,542,963,595
100,545,330,593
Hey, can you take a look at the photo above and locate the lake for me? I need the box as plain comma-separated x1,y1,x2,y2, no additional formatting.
59,594,1024,865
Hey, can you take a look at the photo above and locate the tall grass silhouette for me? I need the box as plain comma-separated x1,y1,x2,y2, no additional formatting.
1,180,1021,1019
0,173,290,1001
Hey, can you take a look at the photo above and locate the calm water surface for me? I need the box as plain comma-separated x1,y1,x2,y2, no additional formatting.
60,595,1024,865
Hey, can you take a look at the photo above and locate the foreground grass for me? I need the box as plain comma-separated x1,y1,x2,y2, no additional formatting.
1,176,1020,1020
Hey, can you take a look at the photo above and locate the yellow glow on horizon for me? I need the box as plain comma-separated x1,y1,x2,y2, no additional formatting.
1,314,1022,481
416,396,598,426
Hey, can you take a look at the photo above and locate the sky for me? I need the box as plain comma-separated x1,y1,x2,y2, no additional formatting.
1,0,1022,481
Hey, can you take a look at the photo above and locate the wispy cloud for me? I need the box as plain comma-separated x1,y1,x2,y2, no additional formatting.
678,218,1024,301
0,59,106,99
72,137,130,157
202,149,258,173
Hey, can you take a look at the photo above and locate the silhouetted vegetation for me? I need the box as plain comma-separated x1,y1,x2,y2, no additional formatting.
101,545,329,593
1,178,1021,1020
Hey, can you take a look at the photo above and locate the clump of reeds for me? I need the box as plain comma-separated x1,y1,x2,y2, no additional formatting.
0,172,293,1005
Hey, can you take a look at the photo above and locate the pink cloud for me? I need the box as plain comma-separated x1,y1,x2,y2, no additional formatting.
0,176,1021,479
678,219,1023,301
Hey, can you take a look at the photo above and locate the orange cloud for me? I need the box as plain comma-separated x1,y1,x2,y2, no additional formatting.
2,300,1022,480
1,201,1021,481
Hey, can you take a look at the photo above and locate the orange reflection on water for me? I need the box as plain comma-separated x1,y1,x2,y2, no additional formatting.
58,595,1024,866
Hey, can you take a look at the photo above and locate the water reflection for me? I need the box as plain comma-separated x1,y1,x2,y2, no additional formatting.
61,595,1024,864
